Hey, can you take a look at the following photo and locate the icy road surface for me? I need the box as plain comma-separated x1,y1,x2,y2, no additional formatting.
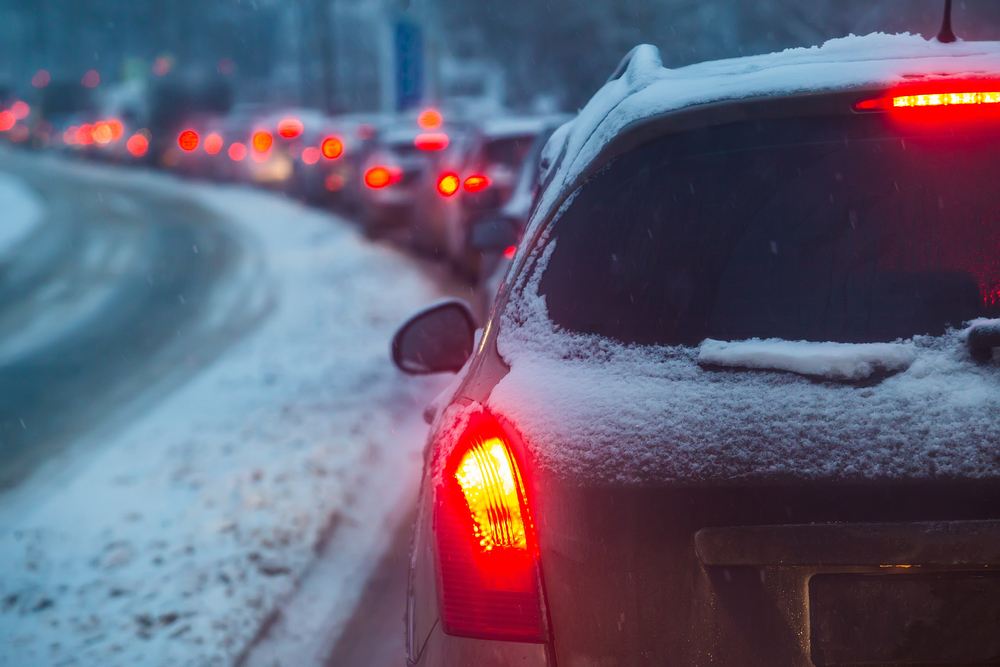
0,149,451,666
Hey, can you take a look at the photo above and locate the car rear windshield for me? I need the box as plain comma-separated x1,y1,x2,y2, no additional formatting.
537,115,1000,346
483,135,535,167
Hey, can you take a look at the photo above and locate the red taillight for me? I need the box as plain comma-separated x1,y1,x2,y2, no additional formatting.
228,142,247,161
81,69,100,88
252,131,272,153
277,117,303,138
0,111,14,132
364,166,393,188
92,121,112,144
107,119,123,140
77,124,94,145
463,174,490,193
418,109,442,130
434,409,547,642
437,173,460,196
504,245,517,259
10,101,29,120
178,129,199,151
32,70,50,88
126,134,148,156
415,132,449,150
301,146,320,164
204,133,223,154
321,136,343,159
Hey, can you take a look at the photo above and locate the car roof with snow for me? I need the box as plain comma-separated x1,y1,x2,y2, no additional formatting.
532,33,1000,239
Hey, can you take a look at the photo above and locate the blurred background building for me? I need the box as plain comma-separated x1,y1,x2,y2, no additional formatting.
3,0,1000,118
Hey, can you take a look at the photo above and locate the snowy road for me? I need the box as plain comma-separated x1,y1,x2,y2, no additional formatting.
0,149,456,666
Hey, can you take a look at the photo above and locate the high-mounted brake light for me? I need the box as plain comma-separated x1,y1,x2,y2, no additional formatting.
855,89,1000,112
321,136,343,159
415,132,449,151
437,173,460,196
463,174,490,193
178,129,199,151
252,131,272,153
277,117,303,139
434,409,547,642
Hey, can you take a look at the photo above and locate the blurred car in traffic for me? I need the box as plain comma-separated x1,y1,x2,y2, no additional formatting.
359,117,466,240
424,115,569,279
292,113,383,213
392,35,1000,667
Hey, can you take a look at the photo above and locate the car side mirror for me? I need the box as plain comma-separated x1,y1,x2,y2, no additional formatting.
391,299,477,374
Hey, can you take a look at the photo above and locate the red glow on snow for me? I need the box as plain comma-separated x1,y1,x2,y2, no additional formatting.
228,142,247,161
203,133,224,154
178,130,199,151
126,134,148,156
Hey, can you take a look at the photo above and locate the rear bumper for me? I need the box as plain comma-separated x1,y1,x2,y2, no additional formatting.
410,622,551,667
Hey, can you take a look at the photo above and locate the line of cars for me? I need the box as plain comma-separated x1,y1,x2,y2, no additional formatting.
0,87,570,296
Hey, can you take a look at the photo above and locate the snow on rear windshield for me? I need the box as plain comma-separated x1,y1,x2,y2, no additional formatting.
538,115,1000,346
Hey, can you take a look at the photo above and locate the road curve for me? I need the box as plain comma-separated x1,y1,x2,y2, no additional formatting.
0,151,272,491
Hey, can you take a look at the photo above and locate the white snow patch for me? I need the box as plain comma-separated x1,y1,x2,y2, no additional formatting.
0,158,450,666
486,238,1000,487
0,172,44,258
698,338,917,380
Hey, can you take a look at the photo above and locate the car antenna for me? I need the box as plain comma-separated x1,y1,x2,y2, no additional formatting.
937,0,957,43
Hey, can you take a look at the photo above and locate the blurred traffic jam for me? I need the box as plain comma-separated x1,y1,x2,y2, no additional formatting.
0,61,568,297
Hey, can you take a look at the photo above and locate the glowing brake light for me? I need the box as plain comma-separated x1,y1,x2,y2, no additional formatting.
301,146,320,165
107,119,123,140
10,101,29,120
855,89,1000,112
178,129,199,151
0,111,14,132
364,166,395,188
77,124,94,145
463,174,490,193
92,121,113,144
321,136,343,159
126,134,148,157
415,132,449,150
204,133,224,154
418,109,443,130
504,245,517,259
228,142,247,161
434,408,547,642
437,173,460,196
277,117,303,138
252,131,272,153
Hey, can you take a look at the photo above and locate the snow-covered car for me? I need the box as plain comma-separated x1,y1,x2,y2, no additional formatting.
391,33,1000,667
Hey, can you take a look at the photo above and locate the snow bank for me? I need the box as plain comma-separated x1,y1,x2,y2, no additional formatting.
0,172,44,258
487,240,1000,487
698,338,917,381
0,159,449,666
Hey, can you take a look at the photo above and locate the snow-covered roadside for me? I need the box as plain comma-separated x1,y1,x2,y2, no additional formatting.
0,162,450,666
0,172,44,258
